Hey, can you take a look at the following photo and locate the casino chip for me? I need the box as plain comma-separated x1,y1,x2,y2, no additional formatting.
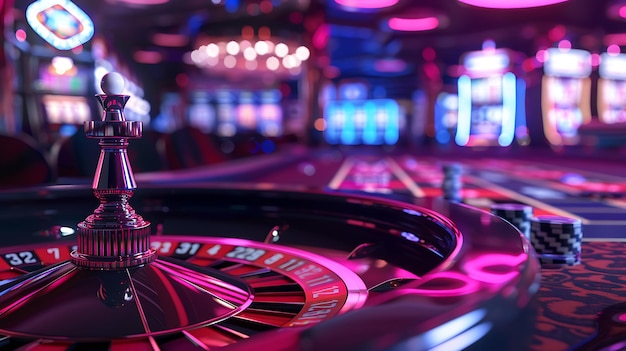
442,163,463,202
490,203,533,238
530,215,583,266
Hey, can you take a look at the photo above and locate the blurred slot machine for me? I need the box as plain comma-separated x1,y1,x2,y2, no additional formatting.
216,90,237,137
456,44,527,147
34,57,95,143
541,48,592,145
235,91,258,133
152,93,183,133
597,52,626,124
434,92,459,144
324,81,400,145
257,89,283,137
412,90,428,145
187,91,216,133
16,0,97,145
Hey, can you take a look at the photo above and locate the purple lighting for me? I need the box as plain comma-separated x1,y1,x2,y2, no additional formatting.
388,17,439,31
458,0,568,9
334,0,399,9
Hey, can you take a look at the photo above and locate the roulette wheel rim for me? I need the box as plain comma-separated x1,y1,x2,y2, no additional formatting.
0,183,540,350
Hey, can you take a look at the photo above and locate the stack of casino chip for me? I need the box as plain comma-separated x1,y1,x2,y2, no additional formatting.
441,163,463,202
490,203,533,238
530,215,583,266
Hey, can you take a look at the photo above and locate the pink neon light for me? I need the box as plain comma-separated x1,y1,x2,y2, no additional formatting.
15,29,27,42
591,53,601,67
458,0,568,9
619,5,626,18
604,33,626,46
462,253,526,285
334,0,399,9
411,271,480,297
536,49,548,63
133,50,163,64
388,17,439,31
558,40,572,50
548,25,566,42
608,44,621,55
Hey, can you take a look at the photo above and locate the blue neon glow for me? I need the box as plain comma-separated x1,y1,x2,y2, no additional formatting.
456,75,472,146
324,99,400,145
434,93,459,144
26,0,94,50
384,100,399,145
436,130,450,144
225,0,240,13
338,82,368,100
498,72,516,146
363,100,378,144
325,103,339,144
515,78,528,139
340,102,357,145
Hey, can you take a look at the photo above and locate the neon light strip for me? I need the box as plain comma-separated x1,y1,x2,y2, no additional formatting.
324,104,339,144
334,0,399,9
498,72,516,146
387,17,439,32
384,100,400,145
363,101,378,144
515,78,528,139
26,0,94,50
455,75,472,146
458,0,567,9
340,102,356,145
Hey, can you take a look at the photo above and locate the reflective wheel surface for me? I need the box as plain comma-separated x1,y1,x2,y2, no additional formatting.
0,184,540,350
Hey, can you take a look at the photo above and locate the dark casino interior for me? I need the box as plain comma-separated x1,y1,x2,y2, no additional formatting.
2,0,626,350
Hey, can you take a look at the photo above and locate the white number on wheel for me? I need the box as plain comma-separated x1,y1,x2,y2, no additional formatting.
225,247,266,261
4,251,38,266
47,248,60,260
175,242,200,255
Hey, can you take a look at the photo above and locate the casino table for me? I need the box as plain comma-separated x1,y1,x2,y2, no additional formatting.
0,182,539,351
2,146,625,350
136,148,626,350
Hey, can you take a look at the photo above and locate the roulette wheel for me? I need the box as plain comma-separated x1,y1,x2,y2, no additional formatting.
0,74,540,351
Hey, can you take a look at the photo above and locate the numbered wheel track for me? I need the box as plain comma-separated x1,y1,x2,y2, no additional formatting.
0,185,539,351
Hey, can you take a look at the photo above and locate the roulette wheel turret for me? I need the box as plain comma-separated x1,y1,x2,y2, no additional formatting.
0,73,541,350
0,72,256,340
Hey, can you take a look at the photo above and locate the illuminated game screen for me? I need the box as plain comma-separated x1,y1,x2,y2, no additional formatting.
236,91,258,132
324,99,399,145
457,73,518,147
257,90,283,137
258,104,282,137
545,77,585,137
541,48,591,145
216,90,236,137
468,76,503,136
598,53,626,124
188,92,216,133
236,104,258,131
456,45,521,147
41,95,91,125
599,80,626,123
34,60,91,95
434,92,459,144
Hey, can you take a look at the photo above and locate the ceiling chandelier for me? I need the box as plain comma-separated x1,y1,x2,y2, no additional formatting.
187,26,311,81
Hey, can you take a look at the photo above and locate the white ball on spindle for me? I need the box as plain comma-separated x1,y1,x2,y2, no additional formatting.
100,72,126,95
